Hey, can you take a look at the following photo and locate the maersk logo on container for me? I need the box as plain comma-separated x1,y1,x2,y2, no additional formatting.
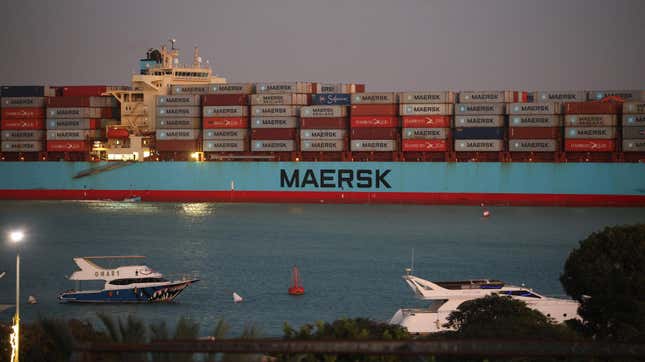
255,107,287,114
408,129,441,137
305,131,338,138
280,169,391,189
163,131,191,137
514,105,549,112
462,141,496,148
208,130,238,137
515,141,550,148
569,128,607,136
255,119,286,126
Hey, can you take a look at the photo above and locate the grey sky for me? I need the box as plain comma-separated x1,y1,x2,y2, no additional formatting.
0,0,643,91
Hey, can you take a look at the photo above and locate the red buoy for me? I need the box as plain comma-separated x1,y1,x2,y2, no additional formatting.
288,266,305,295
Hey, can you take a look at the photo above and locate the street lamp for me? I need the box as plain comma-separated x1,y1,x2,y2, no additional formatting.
9,230,24,362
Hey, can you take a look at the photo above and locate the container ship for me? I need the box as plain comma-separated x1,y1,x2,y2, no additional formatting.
1,40,645,206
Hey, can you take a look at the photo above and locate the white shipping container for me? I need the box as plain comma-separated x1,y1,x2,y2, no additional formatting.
251,140,296,151
203,106,248,117
156,118,202,129
455,103,505,115
156,95,201,106
157,106,201,118
623,139,645,152
251,117,298,129
454,115,505,127
2,130,45,140
351,92,397,104
402,128,450,140
454,139,504,151
587,90,645,101
171,84,212,95
47,107,101,118
508,139,558,152
507,102,561,115
301,140,346,151
564,115,617,127
351,139,397,152
46,130,100,140
300,129,347,140
300,105,348,118
623,102,645,114
250,94,308,105
565,127,616,139
203,140,248,152
459,91,509,103
399,104,453,116
398,91,456,104
155,129,200,140
47,119,95,130
623,114,645,126
1,141,43,152
203,129,248,140
509,115,562,127
2,97,45,108
255,82,313,94
252,106,299,117
534,91,586,102
210,83,255,94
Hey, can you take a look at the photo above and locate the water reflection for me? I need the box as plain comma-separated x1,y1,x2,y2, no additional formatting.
180,203,216,217
75,200,162,215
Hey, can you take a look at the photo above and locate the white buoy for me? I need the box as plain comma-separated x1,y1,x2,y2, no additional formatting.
482,209,491,217
233,292,243,303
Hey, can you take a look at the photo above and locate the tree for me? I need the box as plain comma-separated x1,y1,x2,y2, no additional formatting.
560,224,645,342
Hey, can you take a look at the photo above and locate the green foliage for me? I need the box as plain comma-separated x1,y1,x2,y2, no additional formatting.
560,224,645,342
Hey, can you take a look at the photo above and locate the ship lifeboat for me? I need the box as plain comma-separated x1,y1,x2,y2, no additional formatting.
288,266,305,295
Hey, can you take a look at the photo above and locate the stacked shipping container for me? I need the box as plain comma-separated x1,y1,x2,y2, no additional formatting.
454,91,508,160
563,101,620,161
350,92,398,160
399,92,455,160
155,94,201,154
507,102,562,161
622,101,645,159
1,86,46,159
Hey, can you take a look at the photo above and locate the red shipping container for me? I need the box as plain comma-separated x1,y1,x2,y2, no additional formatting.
402,115,451,128
62,86,107,97
565,139,616,152
510,91,531,103
402,139,448,152
47,140,90,152
202,94,249,106
155,140,199,152
300,117,348,129
47,96,90,107
350,104,397,116
1,119,45,130
1,108,45,119
350,116,399,128
251,128,297,140
106,127,129,139
509,127,561,139
203,117,249,129
351,128,399,139
100,108,114,118
563,102,620,114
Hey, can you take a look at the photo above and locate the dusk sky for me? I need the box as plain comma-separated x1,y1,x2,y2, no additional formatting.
0,0,643,91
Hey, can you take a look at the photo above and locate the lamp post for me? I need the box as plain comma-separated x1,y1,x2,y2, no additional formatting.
9,230,24,362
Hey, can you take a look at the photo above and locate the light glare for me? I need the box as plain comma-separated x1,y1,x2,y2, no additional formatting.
9,231,24,243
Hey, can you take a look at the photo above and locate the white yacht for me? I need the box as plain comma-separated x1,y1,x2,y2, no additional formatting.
390,269,580,334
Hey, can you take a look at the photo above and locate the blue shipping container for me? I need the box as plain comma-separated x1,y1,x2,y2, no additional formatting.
1,86,45,97
312,94,351,106
454,127,504,140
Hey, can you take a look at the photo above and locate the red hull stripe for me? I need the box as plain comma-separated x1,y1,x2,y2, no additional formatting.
1,189,644,206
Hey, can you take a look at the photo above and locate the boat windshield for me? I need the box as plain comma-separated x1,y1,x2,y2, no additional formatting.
108,277,168,285
498,290,541,298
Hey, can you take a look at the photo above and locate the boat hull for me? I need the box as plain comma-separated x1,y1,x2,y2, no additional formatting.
58,280,196,303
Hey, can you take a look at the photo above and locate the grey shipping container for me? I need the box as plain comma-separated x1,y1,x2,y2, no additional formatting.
623,102,645,114
203,106,248,117
509,115,562,127
203,140,248,152
399,104,453,116
623,114,645,126
89,97,118,108
622,139,645,152
47,119,97,130
454,139,504,152
210,83,255,94
564,114,617,127
255,82,313,94
252,117,298,129
252,105,299,117
507,102,561,115
203,129,248,140
46,130,100,140
351,140,397,152
300,105,348,118
155,129,200,140
455,103,505,115
1,141,43,152
398,91,456,104
587,90,645,101
301,140,346,151
157,106,201,118
47,107,101,118
508,139,558,152
459,91,509,103
1,97,45,108
156,118,202,129
402,128,450,140
454,115,504,127
251,140,296,151
171,84,212,95
156,95,201,106
2,130,45,140
622,127,645,139
250,94,308,105
565,127,616,139
300,129,347,140
351,92,397,104
534,91,586,102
